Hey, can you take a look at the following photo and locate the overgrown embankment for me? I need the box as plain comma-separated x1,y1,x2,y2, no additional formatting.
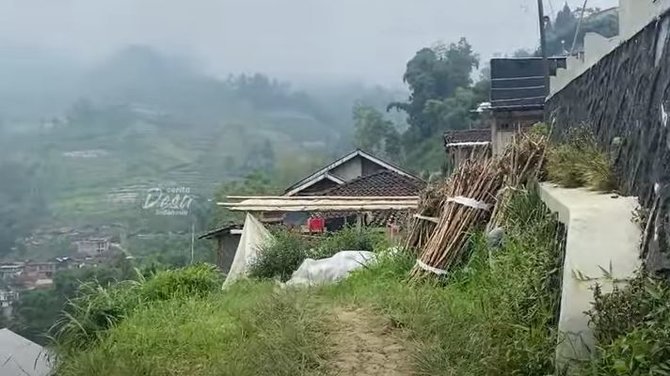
578,275,670,375
53,187,565,376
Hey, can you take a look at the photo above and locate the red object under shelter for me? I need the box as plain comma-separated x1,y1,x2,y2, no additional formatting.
307,216,325,233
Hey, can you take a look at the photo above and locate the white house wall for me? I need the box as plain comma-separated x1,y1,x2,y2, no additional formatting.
550,0,670,97
620,0,670,40
330,156,363,181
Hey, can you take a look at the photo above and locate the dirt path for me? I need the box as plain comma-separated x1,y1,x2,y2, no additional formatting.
328,307,413,376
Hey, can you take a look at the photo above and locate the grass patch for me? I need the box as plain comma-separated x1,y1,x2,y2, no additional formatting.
57,282,330,376
547,126,616,191
53,264,222,356
322,188,565,375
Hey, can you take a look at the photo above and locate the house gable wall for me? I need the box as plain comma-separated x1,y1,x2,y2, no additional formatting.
330,156,363,180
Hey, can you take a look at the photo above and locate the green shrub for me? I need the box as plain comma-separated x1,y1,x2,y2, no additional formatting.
547,143,588,188
140,263,222,301
315,226,389,258
248,230,314,282
249,227,390,282
53,280,142,354
547,126,616,191
582,275,670,375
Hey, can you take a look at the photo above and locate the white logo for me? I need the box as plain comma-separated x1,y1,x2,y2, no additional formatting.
143,187,194,216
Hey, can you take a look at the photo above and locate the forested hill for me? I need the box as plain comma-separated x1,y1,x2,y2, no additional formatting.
0,45,406,261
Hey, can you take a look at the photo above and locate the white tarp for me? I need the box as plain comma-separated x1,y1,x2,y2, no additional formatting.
223,213,273,288
285,251,377,287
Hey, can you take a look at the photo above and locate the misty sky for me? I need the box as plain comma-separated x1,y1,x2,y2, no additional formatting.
0,0,617,86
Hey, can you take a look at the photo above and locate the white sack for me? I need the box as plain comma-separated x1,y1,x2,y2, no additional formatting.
223,213,273,288
286,250,376,287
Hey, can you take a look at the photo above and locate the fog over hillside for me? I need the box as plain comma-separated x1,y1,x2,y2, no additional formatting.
0,0,616,86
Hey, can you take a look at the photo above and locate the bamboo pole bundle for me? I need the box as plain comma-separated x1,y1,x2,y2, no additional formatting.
489,132,548,229
405,184,444,253
410,131,548,279
411,154,503,278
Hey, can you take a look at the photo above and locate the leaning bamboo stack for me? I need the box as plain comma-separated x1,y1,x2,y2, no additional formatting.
409,131,548,279
410,156,504,278
405,184,444,253
488,131,548,228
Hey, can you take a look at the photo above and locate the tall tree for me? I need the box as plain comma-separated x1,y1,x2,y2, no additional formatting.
352,104,401,161
422,88,478,132
544,4,618,56
388,38,479,142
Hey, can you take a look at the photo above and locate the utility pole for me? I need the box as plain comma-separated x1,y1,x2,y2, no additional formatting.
538,0,550,97
190,220,195,264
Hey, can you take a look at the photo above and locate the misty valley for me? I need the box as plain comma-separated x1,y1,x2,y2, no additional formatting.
0,2,629,374
0,44,418,344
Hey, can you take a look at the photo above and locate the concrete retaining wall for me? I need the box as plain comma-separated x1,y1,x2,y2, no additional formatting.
539,184,641,372
546,10,670,275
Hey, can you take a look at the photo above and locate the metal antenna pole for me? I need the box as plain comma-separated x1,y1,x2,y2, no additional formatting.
538,0,550,97
571,0,589,55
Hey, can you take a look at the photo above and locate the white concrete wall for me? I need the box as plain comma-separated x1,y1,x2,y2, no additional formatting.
331,156,363,181
539,184,641,372
550,0,670,97
584,33,620,67
550,34,620,96
620,0,670,40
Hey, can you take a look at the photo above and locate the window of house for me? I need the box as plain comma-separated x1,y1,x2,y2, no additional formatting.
500,123,512,131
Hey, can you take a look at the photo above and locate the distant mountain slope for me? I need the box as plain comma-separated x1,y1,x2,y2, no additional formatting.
0,45,407,259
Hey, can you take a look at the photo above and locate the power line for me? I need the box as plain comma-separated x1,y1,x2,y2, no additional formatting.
570,0,589,54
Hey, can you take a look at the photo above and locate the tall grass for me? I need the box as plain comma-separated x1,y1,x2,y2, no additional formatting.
547,126,616,191
56,282,329,376
580,275,670,375
53,264,222,356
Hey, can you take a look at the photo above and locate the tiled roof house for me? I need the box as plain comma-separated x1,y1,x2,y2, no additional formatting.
283,149,419,197
324,170,424,197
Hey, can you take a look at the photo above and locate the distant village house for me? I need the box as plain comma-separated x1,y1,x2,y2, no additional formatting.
202,150,424,272
443,129,492,170
74,237,111,257
444,57,567,166
487,57,565,155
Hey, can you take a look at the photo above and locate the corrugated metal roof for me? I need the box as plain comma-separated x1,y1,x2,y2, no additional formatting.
198,223,244,239
443,129,491,145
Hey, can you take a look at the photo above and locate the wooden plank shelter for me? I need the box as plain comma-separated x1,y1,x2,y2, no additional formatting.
219,196,419,212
